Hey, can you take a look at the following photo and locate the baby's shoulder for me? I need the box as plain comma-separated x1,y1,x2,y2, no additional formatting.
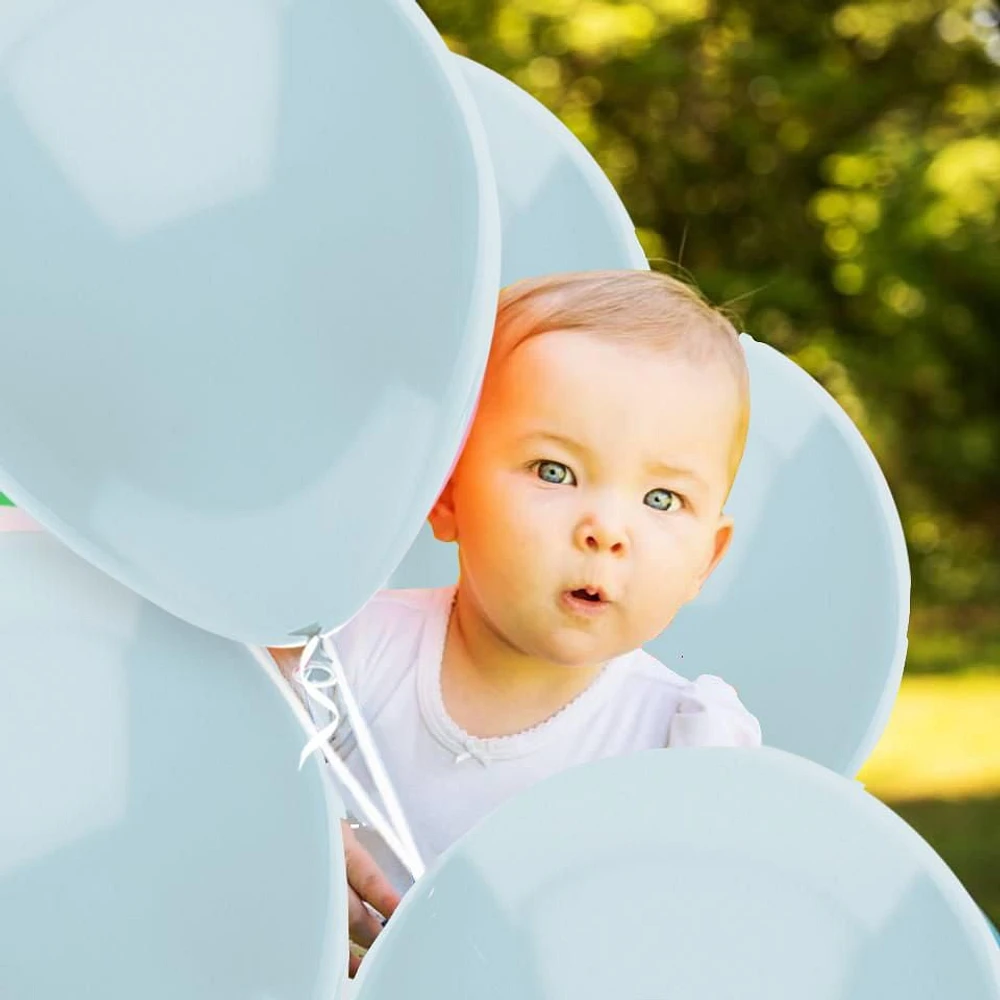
291,588,452,746
348,585,450,629
622,649,746,711
335,586,452,663
614,648,760,743
614,646,693,694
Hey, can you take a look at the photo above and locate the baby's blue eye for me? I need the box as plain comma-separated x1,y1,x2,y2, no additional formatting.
536,461,575,485
645,488,680,512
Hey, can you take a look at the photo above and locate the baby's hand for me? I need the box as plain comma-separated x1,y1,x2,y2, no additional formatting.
268,645,303,681
341,819,401,977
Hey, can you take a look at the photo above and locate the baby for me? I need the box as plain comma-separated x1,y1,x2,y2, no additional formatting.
273,269,761,969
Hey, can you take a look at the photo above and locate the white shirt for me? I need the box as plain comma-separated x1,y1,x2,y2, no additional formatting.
291,586,761,894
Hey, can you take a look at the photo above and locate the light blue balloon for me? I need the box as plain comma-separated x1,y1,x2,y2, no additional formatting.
456,55,648,286
0,525,350,998
648,335,909,777
389,55,647,593
0,0,500,646
353,748,1000,1000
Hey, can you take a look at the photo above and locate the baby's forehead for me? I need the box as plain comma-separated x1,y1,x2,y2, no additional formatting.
481,329,743,471
489,327,738,404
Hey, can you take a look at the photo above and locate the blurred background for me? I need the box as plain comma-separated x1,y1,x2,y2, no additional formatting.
413,0,1000,923
1,0,996,922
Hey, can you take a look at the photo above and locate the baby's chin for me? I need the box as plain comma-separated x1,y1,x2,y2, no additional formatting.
524,629,632,671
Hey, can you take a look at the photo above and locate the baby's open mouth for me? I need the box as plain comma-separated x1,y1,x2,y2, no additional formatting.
562,586,611,616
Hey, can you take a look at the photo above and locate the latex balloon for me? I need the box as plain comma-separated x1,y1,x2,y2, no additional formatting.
647,334,909,776
389,54,647,593
353,748,1000,1000
0,0,500,646
0,523,350,998
455,54,647,286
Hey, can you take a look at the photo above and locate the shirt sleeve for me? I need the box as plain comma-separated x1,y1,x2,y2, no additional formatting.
666,674,763,748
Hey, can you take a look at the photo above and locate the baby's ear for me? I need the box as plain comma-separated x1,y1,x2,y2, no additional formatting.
688,515,734,601
428,481,458,543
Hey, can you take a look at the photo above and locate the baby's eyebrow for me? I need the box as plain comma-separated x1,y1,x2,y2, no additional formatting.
646,461,708,492
518,430,584,453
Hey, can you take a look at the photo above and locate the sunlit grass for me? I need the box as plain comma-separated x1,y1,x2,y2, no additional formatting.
860,671,1000,801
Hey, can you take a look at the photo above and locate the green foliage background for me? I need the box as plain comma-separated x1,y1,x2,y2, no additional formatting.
420,0,1000,609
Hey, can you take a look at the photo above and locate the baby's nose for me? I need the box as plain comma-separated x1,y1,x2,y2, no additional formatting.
573,515,629,556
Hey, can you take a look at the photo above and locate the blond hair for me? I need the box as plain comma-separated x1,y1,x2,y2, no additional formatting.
486,270,750,484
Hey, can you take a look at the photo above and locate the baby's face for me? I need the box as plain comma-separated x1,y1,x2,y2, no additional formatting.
431,329,742,669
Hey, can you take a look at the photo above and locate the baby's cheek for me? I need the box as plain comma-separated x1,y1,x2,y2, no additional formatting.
631,582,690,645
664,516,708,553
637,536,701,598
491,483,548,533
642,520,690,560
520,506,570,553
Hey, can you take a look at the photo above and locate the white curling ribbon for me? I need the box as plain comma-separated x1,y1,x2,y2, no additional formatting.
295,660,417,878
294,637,424,881
319,635,426,881
295,674,341,766
295,637,341,770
